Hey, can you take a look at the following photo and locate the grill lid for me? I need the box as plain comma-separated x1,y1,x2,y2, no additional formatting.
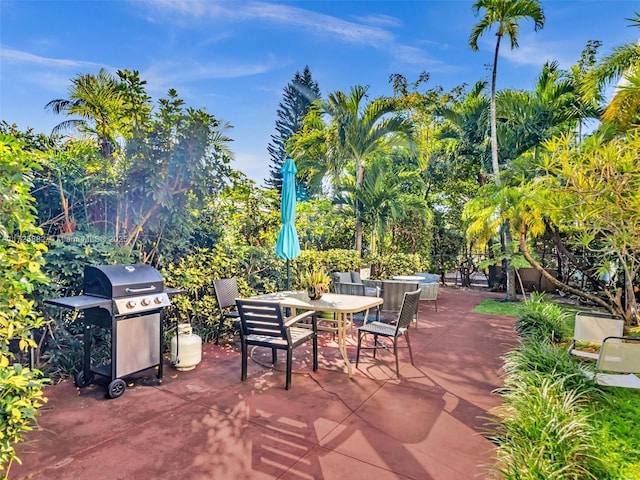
84,264,164,299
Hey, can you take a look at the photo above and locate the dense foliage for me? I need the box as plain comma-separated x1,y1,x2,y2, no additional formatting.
0,135,49,476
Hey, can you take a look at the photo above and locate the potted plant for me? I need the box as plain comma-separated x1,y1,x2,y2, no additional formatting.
300,268,331,300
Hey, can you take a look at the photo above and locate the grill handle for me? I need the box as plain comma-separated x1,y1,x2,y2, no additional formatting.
125,285,157,293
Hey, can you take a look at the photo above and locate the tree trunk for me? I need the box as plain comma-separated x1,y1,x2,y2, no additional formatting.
490,34,502,181
519,230,616,314
354,161,365,253
503,220,516,301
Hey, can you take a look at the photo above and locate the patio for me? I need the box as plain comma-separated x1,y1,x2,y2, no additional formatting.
12,287,517,480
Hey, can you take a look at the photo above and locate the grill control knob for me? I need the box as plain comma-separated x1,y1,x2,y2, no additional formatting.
141,298,150,306
154,296,163,304
126,300,137,309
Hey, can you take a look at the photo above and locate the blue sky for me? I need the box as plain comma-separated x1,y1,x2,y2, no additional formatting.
1,1,637,184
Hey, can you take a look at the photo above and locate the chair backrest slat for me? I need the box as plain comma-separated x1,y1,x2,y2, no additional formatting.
396,289,422,330
236,299,288,340
214,278,240,310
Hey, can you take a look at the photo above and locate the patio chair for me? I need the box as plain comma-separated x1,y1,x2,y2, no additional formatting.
569,311,624,360
356,289,421,377
418,282,439,313
332,271,380,297
380,280,420,312
332,274,381,324
213,277,241,344
588,336,640,388
236,299,317,390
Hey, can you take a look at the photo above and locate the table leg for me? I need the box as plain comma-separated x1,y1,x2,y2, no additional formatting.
336,312,353,377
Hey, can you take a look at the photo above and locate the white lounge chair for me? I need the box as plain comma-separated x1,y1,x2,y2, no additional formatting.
590,336,640,389
569,311,624,360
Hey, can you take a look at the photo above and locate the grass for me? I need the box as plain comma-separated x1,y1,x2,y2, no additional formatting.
473,298,522,316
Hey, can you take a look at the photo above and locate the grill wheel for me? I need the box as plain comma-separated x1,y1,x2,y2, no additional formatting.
108,379,127,399
74,370,94,388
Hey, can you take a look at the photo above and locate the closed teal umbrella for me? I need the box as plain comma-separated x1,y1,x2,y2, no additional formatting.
275,157,301,289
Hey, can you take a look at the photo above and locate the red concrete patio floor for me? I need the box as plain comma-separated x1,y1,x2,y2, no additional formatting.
11,287,518,480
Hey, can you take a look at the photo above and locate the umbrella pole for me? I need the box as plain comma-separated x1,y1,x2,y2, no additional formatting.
286,260,291,290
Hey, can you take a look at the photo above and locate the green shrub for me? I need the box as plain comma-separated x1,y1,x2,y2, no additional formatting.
515,292,570,343
0,134,50,475
501,338,598,395
491,373,607,479
292,249,361,282
162,245,259,343
367,252,428,279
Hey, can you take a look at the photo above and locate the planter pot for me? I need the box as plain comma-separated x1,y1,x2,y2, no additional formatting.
307,285,325,300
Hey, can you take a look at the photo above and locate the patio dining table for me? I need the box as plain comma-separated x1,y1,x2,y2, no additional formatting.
250,291,383,377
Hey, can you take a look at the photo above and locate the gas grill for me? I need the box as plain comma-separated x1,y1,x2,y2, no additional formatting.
45,264,180,398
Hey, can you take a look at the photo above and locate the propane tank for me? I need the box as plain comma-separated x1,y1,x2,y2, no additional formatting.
170,323,202,371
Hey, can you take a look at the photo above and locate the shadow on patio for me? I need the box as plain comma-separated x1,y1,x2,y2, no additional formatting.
12,287,517,480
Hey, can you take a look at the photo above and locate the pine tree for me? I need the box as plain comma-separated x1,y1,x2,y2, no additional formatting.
265,66,320,193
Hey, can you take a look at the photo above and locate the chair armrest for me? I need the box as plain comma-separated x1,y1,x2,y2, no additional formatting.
285,310,316,329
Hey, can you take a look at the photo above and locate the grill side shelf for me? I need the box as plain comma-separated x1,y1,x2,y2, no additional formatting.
44,295,112,313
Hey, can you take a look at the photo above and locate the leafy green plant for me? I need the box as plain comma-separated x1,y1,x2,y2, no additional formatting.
161,245,260,343
490,373,607,479
0,134,50,475
501,338,597,395
515,292,569,342
299,268,331,291
0,362,48,473
489,290,640,478
367,252,428,279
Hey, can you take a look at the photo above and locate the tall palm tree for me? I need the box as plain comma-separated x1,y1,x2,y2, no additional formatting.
469,0,545,185
439,81,491,182
46,68,126,159
296,85,414,253
469,0,544,301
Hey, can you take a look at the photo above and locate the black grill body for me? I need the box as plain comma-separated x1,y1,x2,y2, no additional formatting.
45,264,178,398
84,264,164,299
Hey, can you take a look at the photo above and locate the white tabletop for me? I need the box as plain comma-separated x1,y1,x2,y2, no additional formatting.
392,275,424,282
251,291,383,314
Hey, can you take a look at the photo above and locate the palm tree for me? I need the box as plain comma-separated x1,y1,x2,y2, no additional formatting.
294,85,414,253
497,61,583,162
469,0,544,301
438,81,492,183
46,68,126,159
583,13,640,133
469,0,545,184
335,155,426,256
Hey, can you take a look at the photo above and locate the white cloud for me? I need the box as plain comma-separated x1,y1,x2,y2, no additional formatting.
0,47,102,69
141,56,283,94
142,0,442,67
501,38,575,69
354,14,403,29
